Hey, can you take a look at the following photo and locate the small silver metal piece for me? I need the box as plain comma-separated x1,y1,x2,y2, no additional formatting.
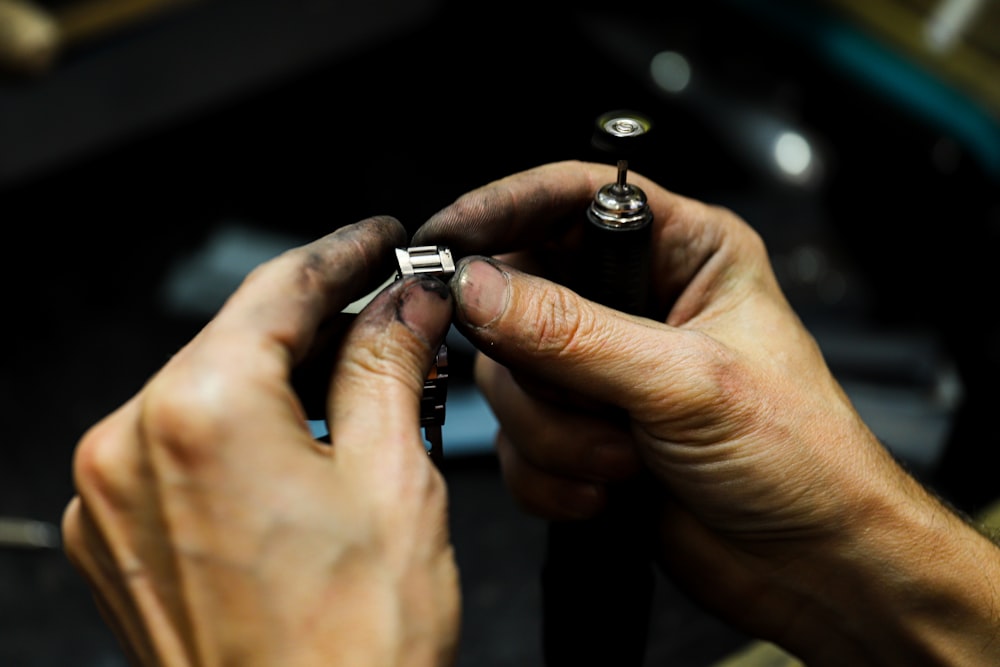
588,177,652,230
615,159,629,191
601,115,648,138
395,246,455,279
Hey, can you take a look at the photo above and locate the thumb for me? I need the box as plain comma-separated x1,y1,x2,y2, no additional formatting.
450,256,727,423
328,275,453,467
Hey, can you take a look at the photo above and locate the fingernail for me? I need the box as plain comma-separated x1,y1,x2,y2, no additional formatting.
454,258,509,328
398,277,452,343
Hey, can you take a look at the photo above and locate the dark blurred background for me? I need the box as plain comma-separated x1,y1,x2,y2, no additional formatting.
2,0,999,664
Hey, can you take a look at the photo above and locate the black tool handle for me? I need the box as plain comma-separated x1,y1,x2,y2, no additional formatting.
542,493,655,666
579,218,651,316
541,205,655,666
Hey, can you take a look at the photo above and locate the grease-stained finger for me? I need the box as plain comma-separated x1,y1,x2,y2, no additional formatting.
327,275,453,474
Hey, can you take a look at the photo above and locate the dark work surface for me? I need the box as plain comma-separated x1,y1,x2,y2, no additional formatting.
2,0,999,664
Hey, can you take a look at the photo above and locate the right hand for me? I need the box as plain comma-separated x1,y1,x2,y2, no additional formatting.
415,160,1000,665
418,160,885,534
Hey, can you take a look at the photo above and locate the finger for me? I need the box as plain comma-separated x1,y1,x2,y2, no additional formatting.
69,398,146,514
413,160,751,318
494,430,608,520
451,256,734,426
62,497,156,665
202,215,406,368
412,160,605,258
66,398,195,663
67,401,179,601
475,354,640,483
328,274,453,471
91,587,149,667
140,217,408,459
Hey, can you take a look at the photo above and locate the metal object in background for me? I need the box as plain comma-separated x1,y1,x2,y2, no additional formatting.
542,111,656,667
0,517,60,550
395,245,455,463
0,0,201,76
395,244,456,278
0,0,59,75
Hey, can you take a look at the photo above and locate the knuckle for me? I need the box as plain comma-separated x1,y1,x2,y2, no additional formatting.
701,342,750,403
245,246,327,296
651,335,755,427
523,285,596,359
342,336,423,394
72,417,135,507
369,451,449,540
416,464,448,511
138,368,239,469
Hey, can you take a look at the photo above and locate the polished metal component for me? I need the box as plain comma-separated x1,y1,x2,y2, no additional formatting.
587,160,653,230
395,245,455,278
420,343,449,426
420,343,449,462
597,111,651,139
615,159,628,189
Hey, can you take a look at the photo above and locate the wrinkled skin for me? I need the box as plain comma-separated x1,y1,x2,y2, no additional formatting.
414,160,1000,666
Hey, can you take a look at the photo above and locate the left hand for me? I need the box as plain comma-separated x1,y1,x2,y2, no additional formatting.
61,216,461,667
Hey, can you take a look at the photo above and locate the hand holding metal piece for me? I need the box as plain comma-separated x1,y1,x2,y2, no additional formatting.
394,245,455,464
327,245,453,462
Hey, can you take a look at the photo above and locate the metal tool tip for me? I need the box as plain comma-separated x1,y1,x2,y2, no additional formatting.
616,160,629,189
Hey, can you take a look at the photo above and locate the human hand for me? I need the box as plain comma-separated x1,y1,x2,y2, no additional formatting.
414,161,1000,665
416,160,869,529
62,216,460,667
